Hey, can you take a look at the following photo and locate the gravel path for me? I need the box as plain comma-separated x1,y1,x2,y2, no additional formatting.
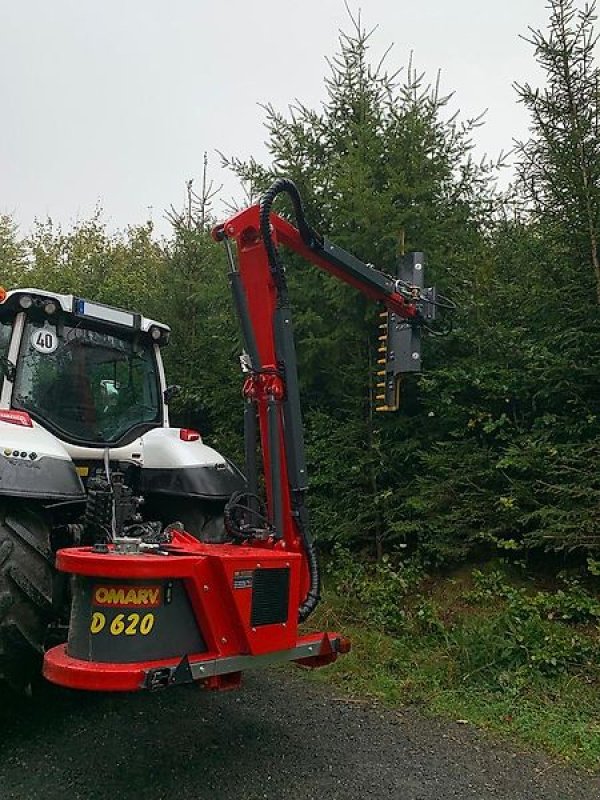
0,670,597,800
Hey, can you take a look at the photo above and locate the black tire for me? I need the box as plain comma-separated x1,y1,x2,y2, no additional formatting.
145,496,226,543
0,501,54,690
176,500,226,544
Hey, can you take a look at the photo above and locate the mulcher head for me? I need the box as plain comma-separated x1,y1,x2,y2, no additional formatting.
375,252,437,412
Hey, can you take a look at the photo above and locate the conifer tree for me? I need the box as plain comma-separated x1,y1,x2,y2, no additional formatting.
224,12,497,555
515,0,600,301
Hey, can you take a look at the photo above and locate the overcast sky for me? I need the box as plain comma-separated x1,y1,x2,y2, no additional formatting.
0,1,560,237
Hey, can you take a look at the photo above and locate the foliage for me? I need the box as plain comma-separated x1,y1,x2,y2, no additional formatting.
159,224,242,457
310,561,600,767
224,14,500,558
328,550,600,677
326,546,424,631
515,0,600,301
2,6,600,570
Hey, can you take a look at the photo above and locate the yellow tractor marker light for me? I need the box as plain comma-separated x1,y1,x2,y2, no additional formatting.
0,287,6,303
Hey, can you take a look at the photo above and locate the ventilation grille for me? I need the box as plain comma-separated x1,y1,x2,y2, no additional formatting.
250,568,290,627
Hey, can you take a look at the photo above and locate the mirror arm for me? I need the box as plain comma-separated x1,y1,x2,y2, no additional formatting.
163,384,181,405
0,357,16,382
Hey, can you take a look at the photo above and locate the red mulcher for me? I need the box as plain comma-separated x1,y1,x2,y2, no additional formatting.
43,179,444,692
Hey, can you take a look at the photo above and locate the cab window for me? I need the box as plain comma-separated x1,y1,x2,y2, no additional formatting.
13,320,161,444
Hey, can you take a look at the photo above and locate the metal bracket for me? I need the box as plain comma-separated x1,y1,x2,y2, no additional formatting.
375,252,435,412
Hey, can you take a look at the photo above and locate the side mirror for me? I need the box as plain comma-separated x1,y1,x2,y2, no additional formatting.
163,384,181,405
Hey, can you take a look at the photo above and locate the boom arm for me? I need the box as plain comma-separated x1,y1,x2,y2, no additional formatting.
213,179,438,622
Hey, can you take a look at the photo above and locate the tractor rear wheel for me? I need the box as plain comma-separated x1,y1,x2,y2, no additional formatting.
145,496,227,543
0,501,54,690
175,499,226,543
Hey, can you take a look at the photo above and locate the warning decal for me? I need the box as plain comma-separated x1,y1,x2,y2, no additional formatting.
233,570,253,590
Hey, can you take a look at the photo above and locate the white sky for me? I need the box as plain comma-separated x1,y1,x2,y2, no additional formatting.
0,1,557,237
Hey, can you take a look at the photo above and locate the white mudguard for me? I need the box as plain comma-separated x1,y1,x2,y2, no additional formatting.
138,428,244,501
0,419,84,500
62,428,244,501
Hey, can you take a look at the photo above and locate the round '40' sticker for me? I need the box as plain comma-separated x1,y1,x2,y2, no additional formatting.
31,328,58,354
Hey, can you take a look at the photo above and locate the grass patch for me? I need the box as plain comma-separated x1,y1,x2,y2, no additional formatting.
300,559,600,770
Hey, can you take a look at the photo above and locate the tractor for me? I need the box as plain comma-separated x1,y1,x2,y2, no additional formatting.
0,287,244,689
0,179,448,694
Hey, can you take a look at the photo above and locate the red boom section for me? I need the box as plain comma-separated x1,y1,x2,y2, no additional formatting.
218,205,419,602
225,206,298,551
221,205,418,323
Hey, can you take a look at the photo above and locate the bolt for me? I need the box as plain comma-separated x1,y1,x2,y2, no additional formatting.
221,637,228,645
308,646,313,653
252,627,257,633
282,622,287,628
412,352,420,360
415,263,422,271
203,584,209,592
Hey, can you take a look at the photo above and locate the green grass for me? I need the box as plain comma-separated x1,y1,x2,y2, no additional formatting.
299,568,600,771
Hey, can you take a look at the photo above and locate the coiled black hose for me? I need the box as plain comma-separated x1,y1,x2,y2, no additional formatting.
258,177,322,305
296,503,321,622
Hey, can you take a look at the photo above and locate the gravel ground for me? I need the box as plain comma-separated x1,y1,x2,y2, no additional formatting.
0,669,598,800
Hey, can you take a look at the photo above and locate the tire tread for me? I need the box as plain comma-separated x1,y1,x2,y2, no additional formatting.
0,501,54,688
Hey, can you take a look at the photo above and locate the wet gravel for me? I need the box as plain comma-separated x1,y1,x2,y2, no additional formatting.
0,670,598,800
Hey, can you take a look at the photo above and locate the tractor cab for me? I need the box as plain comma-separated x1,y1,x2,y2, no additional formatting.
0,288,170,448
0,287,246,691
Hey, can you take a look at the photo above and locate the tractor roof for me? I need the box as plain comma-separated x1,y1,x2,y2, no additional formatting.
0,287,170,337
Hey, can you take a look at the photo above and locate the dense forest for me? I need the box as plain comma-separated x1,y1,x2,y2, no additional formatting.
2,0,600,575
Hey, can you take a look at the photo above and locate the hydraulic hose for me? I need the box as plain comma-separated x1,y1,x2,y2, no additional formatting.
297,500,321,622
259,178,322,622
258,177,322,304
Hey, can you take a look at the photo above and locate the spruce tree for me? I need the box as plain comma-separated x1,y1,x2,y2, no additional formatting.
224,13,497,556
515,0,600,302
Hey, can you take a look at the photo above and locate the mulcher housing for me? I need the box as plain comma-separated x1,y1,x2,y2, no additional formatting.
44,532,346,691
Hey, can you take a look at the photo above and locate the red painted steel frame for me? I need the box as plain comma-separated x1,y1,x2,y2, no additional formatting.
43,630,343,693
217,206,419,600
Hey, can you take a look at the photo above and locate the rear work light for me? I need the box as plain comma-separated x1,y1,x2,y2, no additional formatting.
0,410,33,427
180,429,200,442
